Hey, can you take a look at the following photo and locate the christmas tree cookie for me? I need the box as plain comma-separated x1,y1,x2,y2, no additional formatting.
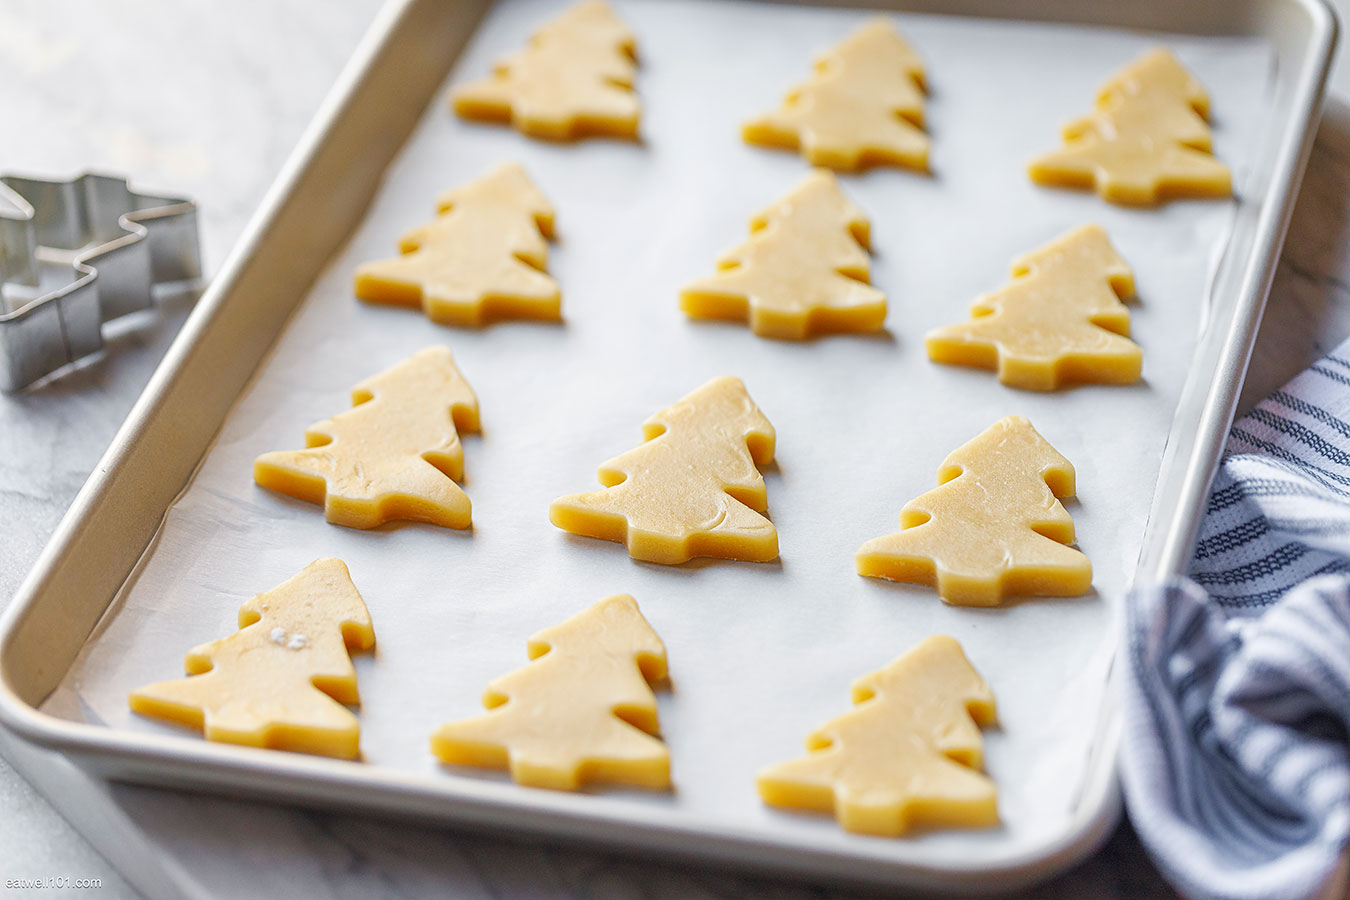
856,416,1091,606
254,346,480,529
431,594,670,791
452,0,639,141
1029,48,1231,204
926,224,1140,391
744,17,928,172
129,559,376,760
549,377,777,565
680,171,886,340
355,164,559,327
758,636,997,837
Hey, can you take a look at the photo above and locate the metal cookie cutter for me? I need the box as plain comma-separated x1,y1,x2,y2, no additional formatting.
0,172,203,392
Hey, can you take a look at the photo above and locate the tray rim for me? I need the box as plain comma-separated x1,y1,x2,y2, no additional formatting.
0,0,1337,892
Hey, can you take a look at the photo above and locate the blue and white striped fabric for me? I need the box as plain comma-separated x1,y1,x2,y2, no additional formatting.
1121,337,1350,900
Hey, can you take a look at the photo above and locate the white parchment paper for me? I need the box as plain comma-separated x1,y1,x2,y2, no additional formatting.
45,0,1275,871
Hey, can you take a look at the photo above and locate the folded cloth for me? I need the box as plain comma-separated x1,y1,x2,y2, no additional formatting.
1122,337,1350,900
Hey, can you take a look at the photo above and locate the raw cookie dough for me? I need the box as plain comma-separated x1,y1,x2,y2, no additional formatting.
680,170,886,339
549,376,777,565
254,346,480,529
354,163,560,326
743,17,928,172
1028,48,1231,204
452,0,640,141
757,635,997,837
431,594,670,791
856,416,1091,606
925,224,1140,391
128,558,376,760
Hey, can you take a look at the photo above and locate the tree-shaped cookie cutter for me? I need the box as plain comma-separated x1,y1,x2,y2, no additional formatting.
0,172,202,392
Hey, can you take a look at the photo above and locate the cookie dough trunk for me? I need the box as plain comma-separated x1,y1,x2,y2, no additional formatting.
433,710,670,791
131,672,363,760
356,252,561,327
253,451,472,530
1029,142,1232,205
857,527,1093,607
549,485,778,565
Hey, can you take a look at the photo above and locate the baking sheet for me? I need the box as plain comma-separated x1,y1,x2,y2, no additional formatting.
43,0,1274,869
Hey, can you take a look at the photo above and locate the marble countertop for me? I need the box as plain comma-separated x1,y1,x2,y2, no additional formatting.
3,2,1350,897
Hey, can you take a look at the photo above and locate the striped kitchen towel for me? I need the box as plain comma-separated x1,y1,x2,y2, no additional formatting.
1121,337,1350,900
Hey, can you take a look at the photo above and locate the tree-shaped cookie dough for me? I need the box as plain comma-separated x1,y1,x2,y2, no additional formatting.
452,0,640,141
254,346,480,529
128,558,376,760
680,171,886,340
1029,48,1231,204
744,17,928,172
354,163,560,327
431,594,670,791
856,416,1091,607
758,635,997,837
925,224,1139,391
549,377,777,565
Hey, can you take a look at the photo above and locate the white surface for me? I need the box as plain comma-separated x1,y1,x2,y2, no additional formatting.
3,0,1350,898
40,0,1271,877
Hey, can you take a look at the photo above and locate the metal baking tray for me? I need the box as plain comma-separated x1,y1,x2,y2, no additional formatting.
0,0,1334,893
